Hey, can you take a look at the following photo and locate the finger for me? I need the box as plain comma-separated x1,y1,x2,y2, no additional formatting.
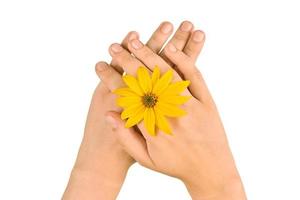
106,111,155,168
110,31,140,74
164,43,212,103
127,39,182,81
109,43,146,75
110,59,124,75
183,30,205,63
121,31,139,50
95,61,125,91
97,82,110,94
160,21,194,65
146,21,173,53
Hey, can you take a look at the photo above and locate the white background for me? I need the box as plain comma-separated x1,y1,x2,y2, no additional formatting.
0,0,300,199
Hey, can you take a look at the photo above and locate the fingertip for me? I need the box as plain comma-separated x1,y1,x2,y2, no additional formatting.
192,30,205,43
121,31,139,50
127,31,139,41
180,20,194,32
161,21,172,26
130,39,144,50
95,61,109,74
159,21,173,34
109,43,123,56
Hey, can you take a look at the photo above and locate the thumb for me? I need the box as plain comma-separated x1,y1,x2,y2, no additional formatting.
105,111,154,169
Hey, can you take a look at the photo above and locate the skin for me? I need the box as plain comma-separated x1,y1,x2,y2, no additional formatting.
97,26,247,199
63,21,205,199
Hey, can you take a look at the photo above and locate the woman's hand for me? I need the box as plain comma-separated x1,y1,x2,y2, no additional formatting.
63,21,203,200
97,26,246,199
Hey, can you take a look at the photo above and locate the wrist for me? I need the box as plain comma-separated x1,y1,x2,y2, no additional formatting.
184,173,246,200
63,166,128,200
63,139,134,200
74,141,133,172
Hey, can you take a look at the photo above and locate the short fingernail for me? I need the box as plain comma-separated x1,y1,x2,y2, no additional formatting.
106,115,118,129
160,22,172,34
96,62,107,72
128,31,138,41
111,44,123,54
131,39,143,50
167,43,177,52
180,21,193,32
193,31,204,42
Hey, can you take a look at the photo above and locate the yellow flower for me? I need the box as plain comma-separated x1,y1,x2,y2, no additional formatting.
114,66,190,136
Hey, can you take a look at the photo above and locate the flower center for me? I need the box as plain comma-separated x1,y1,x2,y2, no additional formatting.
142,93,158,108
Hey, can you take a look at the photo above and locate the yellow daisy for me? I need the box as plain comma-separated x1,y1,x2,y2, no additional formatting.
114,66,191,136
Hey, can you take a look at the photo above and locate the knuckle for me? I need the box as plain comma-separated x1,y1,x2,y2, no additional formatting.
126,31,139,42
184,44,195,55
141,48,155,60
177,54,192,66
114,52,129,62
174,32,188,41
191,68,202,79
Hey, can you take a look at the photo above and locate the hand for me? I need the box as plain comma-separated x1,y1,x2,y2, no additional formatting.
98,25,246,199
63,21,203,199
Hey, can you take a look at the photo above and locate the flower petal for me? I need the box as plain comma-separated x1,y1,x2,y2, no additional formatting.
122,75,144,96
121,102,144,119
151,66,160,86
156,101,186,117
152,69,173,96
154,107,172,135
159,95,191,105
137,66,152,93
113,88,140,97
144,108,156,136
161,80,190,95
125,106,146,128
116,96,141,108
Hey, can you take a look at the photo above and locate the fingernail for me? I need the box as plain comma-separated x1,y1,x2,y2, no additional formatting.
110,44,123,54
193,31,204,42
131,39,143,50
167,43,177,52
160,22,172,34
96,62,107,72
128,32,138,41
180,21,193,32
106,115,118,129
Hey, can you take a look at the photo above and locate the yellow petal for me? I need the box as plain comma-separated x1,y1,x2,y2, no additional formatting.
116,96,142,108
137,66,152,93
161,80,190,95
122,75,144,96
113,88,139,97
121,102,144,120
159,95,191,105
152,69,173,95
151,66,160,86
154,107,172,135
156,101,186,117
125,106,146,128
144,108,156,136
